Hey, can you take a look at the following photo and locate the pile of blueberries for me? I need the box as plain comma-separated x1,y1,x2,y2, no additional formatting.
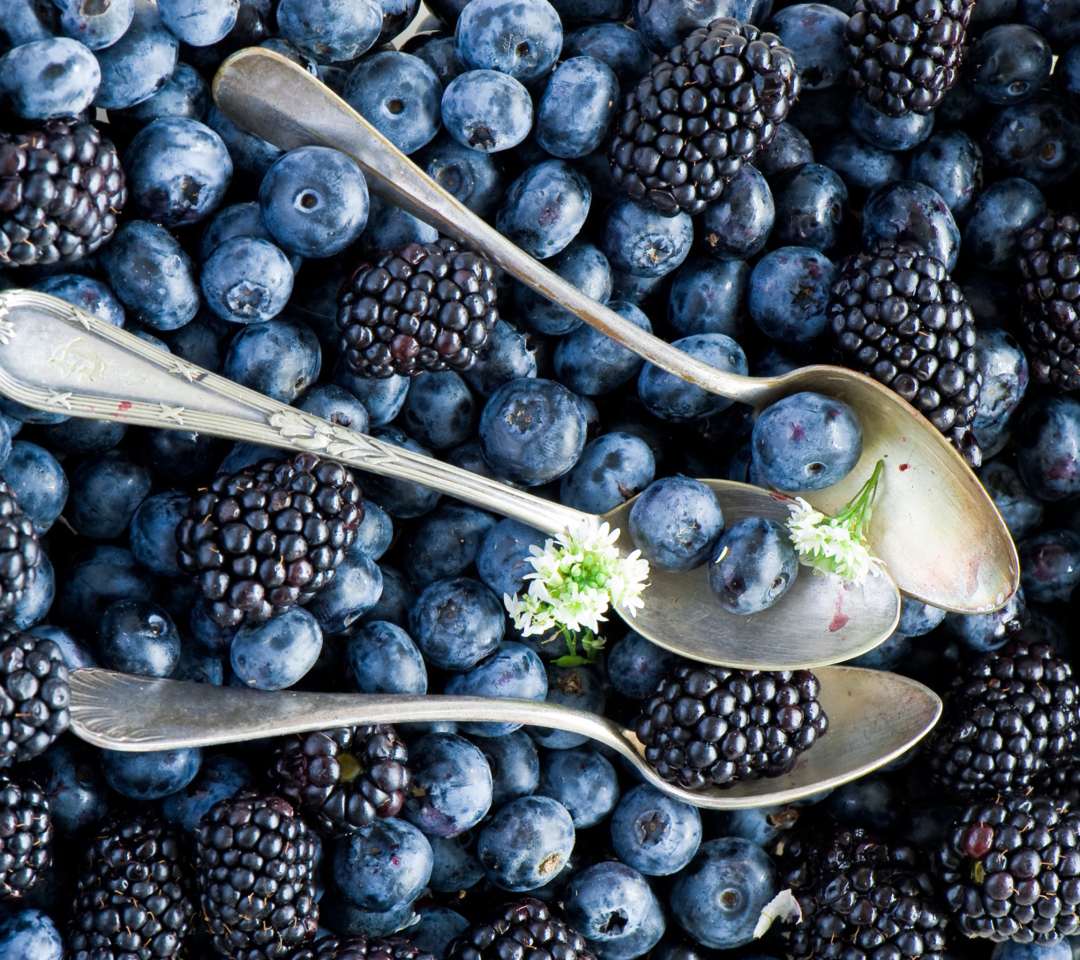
3,0,1080,955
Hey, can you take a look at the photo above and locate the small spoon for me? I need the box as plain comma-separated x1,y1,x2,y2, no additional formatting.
68,667,942,810
210,47,1019,616
0,288,900,669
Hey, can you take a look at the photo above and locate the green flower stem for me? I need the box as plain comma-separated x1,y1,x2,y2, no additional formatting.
833,458,884,539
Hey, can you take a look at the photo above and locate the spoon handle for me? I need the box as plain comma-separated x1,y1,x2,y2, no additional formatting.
69,668,635,758
0,289,589,537
210,48,776,408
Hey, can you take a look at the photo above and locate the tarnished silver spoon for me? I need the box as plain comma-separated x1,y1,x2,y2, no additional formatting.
69,667,942,810
210,47,1018,616
0,289,900,670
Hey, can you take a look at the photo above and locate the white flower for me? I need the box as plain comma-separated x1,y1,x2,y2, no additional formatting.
503,518,650,636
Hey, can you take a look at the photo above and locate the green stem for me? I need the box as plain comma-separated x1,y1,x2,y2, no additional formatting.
833,459,884,541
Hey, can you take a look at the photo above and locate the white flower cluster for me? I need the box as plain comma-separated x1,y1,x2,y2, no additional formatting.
785,497,885,585
504,519,650,636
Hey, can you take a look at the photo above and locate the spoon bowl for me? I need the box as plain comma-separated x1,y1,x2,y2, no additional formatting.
210,47,1019,615
0,288,899,668
68,667,943,810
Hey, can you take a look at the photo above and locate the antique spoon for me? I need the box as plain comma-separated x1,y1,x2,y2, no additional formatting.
0,288,900,670
211,47,1019,616
69,667,943,811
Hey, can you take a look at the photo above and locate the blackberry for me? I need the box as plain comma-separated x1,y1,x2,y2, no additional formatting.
268,725,411,837
0,628,70,768
844,0,974,118
293,936,436,960
926,639,1080,798
0,477,41,618
193,789,319,960
631,662,828,790
608,18,800,217
781,825,947,960
446,898,596,960
69,813,195,960
0,773,51,901
0,117,126,267
1017,213,1080,393
826,240,983,468
935,792,1080,943
336,236,500,378
176,453,363,627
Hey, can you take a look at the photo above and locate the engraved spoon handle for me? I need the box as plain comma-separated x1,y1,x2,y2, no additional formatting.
210,48,777,408
0,289,589,536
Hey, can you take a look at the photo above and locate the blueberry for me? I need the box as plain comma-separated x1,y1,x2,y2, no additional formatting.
969,24,1053,105
358,194,439,257
414,132,508,216
157,0,239,45
708,806,797,849
978,460,1044,542
296,383,370,436
334,364,411,427
770,164,849,253
973,327,1029,456
601,198,693,278
0,38,100,120
222,316,321,403
907,131,984,223
409,576,504,671
413,35,466,90
67,450,152,540
401,372,477,450
1018,530,1080,603
345,620,428,694
444,642,548,735
497,160,592,260
56,545,154,630
404,732,494,837
981,95,1080,190
358,565,415,629
470,728,540,808
54,0,135,49
401,504,496,587
476,518,546,599
101,746,203,800
206,103,284,180
456,0,562,85
463,321,537,396
963,177,1047,270
537,748,619,828
896,595,948,637
4,441,68,533
428,835,485,894
669,837,779,949
637,334,748,422
766,3,848,90
752,392,863,492
170,644,223,684
516,240,611,336
1016,396,1080,501
608,783,701,877
589,890,666,960
97,598,179,677
708,517,798,615
0,910,64,960
817,133,904,207
31,274,126,328
9,552,54,630
943,588,1026,652
755,123,815,179
629,475,724,572
561,23,652,84
554,300,652,395
847,629,911,669
304,544,383,634
847,96,935,151
700,165,775,261
824,774,899,830
528,663,605,749
441,70,534,153
26,738,108,836
667,258,748,338
412,905,470,959
351,500,393,561
333,817,433,909
319,894,419,938
606,630,680,700
479,378,587,485
564,861,654,941
276,0,382,61
477,795,576,891
92,0,179,110
560,432,655,515
0,0,60,48
140,427,217,482
230,606,323,689
346,51,442,154
161,754,254,835
99,220,201,330
748,246,836,343
260,146,369,258
201,237,295,323
632,0,752,51
111,61,211,130
991,939,1071,960
535,57,618,158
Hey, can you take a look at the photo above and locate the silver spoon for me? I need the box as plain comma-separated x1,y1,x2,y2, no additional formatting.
0,288,900,670
210,47,1018,616
68,667,942,810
